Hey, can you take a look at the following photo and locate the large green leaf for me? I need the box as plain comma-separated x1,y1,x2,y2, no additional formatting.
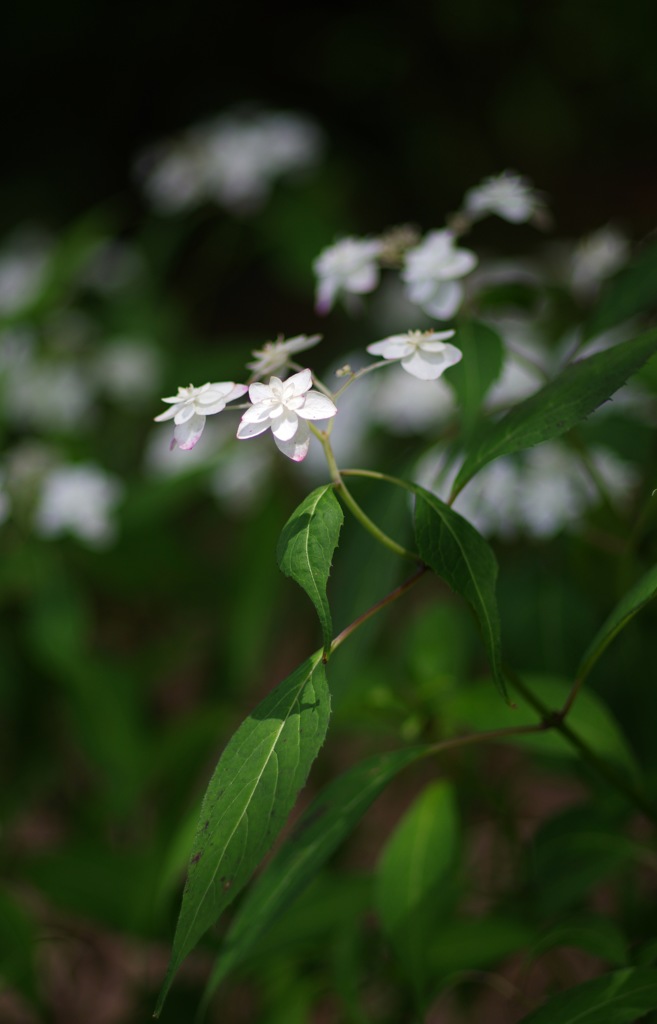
447,320,504,439
451,328,657,498
577,562,657,683
411,484,507,700
518,967,657,1023
201,747,425,1007
375,780,460,993
154,652,331,1016
276,484,344,652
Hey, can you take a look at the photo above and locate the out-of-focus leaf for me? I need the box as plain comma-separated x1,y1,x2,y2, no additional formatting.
277,485,343,652
428,917,533,978
518,968,657,1023
578,562,657,683
412,484,507,700
451,329,657,498
154,652,330,1016
444,674,639,780
529,917,629,968
202,747,425,1006
375,780,460,993
447,320,504,439
532,830,641,915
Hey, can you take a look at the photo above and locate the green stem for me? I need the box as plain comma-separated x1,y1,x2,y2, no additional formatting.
509,668,657,825
329,564,428,656
314,431,419,562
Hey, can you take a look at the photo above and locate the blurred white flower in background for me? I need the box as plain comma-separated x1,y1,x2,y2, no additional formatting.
79,239,145,294
402,230,477,320
370,365,456,435
570,224,630,298
93,338,163,403
313,237,383,314
137,108,324,215
246,334,321,379
0,228,52,316
237,368,337,461
155,381,248,451
34,463,124,547
5,361,94,431
366,329,462,380
462,171,545,225
417,441,639,541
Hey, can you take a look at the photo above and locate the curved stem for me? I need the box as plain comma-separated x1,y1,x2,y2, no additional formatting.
313,430,419,562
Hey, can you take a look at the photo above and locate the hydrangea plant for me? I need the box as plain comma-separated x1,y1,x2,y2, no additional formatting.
151,172,657,1021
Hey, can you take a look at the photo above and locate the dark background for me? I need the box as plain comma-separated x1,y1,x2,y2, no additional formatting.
4,0,657,236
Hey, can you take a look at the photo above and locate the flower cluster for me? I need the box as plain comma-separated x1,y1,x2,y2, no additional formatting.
136,108,324,215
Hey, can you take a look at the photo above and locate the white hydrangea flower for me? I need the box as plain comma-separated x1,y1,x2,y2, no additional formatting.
463,171,543,225
402,230,477,320
137,108,324,215
34,463,123,548
366,330,462,380
0,469,10,527
313,237,383,314
94,338,162,403
155,381,248,451
246,334,321,378
236,368,337,461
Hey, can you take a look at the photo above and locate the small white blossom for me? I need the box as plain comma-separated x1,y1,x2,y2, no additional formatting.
34,463,123,547
313,237,383,314
155,381,247,451
366,330,462,381
236,368,337,461
246,334,321,379
463,171,543,225
402,230,477,320
94,338,162,403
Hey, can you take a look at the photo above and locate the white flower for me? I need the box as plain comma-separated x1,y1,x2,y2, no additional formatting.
246,334,321,379
236,368,337,461
34,463,123,547
136,108,324,215
402,230,477,320
366,330,462,380
463,171,543,225
94,338,162,403
570,225,630,297
155,381,247,451
313,237,383,314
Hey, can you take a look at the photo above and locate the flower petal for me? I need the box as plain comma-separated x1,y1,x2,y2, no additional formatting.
297,390,338,420
241,402,274,424
274,419,311,461
249,381,273,404
401,343,462,380
154,405,178,422
271,410,299,441
284,368,313,397
421,281,463,320
173,403,196,424
367,335,414,359
174,413,206,450
237,417,271,439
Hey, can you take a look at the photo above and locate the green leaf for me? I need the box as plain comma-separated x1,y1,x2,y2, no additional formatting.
584,239,657,337
447,320,504,439
154,652,331,1017
444,674,638,780
518,967,657,1023
375,781,460,993
202,747,425,1006
411,484,507,700
451,328,657,498
276,485,344,652
529,917,629,968
578,562,657,683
